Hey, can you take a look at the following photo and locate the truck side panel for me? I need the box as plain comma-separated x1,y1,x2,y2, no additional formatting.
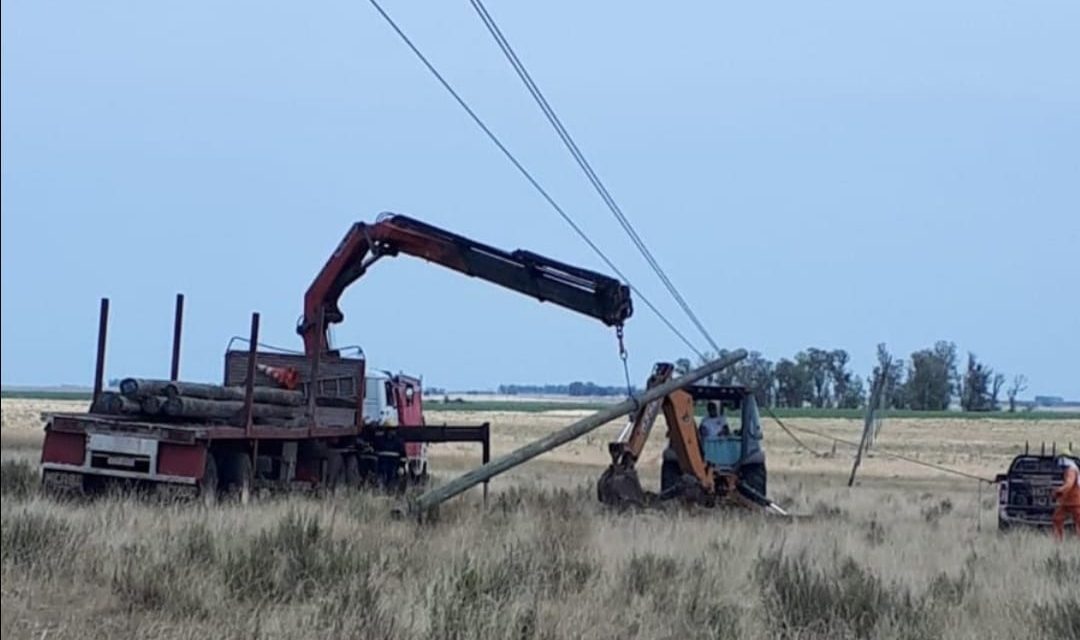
159,443,208,479
41,431,85,465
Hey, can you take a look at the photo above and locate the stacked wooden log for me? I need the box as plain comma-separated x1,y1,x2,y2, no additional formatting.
90,378,306,427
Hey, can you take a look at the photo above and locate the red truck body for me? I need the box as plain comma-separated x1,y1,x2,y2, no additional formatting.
41,320,489,501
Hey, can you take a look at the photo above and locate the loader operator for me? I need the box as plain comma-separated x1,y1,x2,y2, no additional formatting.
699,401,730,439
1051,456,1080,540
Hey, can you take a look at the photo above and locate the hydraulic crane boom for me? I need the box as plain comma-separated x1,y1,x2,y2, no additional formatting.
298,213,634,355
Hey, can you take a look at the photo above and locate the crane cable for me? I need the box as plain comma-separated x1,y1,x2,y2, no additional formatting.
366,0,706,362
365,2,823,457
467,0,722,355
461,2,869,465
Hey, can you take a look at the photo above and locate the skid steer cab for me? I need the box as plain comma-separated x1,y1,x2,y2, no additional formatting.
659,384,767,501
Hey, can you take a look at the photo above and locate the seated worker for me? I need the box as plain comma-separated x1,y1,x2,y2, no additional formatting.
698,401,730,439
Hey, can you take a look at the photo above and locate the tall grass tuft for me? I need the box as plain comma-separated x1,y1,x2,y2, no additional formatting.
110,546,206,617
1,459,38,499
755,550,933,639
1,509,70,573
1034,598,1080,639
221,509,372,603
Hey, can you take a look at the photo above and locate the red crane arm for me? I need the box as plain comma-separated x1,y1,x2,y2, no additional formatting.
298,213,633,355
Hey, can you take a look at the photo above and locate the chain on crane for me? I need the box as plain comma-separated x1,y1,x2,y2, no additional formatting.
616,324,633,398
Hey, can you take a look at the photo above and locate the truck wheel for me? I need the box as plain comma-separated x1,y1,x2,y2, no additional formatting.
407,459,429,485
356,452,378,485
376,450,403,491
219,451,254,504
199,454,219,507
324,452,345,491
344,454,362,488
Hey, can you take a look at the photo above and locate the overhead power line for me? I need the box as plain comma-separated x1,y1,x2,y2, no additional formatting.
466,0,722,355
366,0,705,359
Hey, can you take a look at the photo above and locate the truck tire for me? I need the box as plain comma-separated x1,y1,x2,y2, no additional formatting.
376,450,403,491
344,454,362,488
407,459,429,486
357,452,378,484
219,451,253,504
324,451,345,490
199,454,219,507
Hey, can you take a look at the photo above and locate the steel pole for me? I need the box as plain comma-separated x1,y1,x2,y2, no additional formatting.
170,293,185,381
412,349,747,513
92,298,110,406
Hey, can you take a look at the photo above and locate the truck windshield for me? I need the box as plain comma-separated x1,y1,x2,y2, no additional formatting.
364,377,384,404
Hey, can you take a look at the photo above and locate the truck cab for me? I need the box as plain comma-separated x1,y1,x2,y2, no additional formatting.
363,372,428,480
995,450,1079,531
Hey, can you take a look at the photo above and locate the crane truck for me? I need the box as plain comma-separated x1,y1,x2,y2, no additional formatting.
39,213,633,502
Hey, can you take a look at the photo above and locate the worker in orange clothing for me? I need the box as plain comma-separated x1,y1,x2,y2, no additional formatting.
1051,456,1080,540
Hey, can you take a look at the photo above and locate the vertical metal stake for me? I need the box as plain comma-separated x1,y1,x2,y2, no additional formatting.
482,422,491,504
92,298,110,406
170,293,185,381
306,306,325,436
243,313,260,437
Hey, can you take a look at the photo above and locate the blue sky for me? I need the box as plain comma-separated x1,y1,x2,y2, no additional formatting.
2,2,1077,395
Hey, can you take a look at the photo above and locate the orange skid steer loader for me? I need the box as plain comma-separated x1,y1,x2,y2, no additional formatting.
597,362,787,515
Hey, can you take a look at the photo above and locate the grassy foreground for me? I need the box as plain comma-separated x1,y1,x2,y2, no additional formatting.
2,458,1078,640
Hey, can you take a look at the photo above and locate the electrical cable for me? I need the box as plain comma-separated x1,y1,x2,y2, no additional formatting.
765,416,998,484
761,405,827,457
367,0,705,360
466,0,722,354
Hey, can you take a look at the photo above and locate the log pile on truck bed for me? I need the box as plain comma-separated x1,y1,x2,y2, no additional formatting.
92,378,306,427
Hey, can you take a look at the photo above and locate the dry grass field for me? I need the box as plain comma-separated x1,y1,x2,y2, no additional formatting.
2,398,1078,639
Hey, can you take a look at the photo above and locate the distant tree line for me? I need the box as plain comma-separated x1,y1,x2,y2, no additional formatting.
497,382,637,397
673,342,1028,412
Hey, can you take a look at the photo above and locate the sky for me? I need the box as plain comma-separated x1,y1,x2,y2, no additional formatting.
2,1,1078,396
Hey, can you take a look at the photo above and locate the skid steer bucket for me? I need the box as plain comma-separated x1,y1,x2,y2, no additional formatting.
597,465,651,508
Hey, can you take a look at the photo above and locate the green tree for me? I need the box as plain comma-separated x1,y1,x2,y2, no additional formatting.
960,352,1006,411
674,358,692,376
1006,374,1027,412
697,350,738,386
798,348,833,408
731,351,775,406
837,374,866,409
828,349,855,408
904,341,957,410
775,358,812,408
871,343,905,409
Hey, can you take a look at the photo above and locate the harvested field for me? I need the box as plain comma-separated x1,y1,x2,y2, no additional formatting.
2,398,1078,639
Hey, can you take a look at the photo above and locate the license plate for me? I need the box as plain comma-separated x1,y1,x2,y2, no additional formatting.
106,456,137,468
